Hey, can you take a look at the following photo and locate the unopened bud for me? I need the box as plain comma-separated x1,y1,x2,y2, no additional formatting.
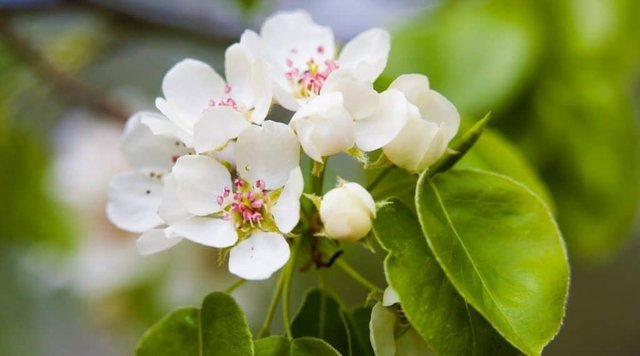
320,182,376,242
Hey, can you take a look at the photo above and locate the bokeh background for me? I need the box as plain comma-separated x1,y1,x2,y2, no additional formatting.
0,0,639,355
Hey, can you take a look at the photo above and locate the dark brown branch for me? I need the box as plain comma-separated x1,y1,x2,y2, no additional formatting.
0,14,132,121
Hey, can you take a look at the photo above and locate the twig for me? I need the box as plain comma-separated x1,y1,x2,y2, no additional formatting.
0,14,132,121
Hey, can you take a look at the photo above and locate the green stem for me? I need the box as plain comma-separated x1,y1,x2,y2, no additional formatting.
282,239,300,340
224,279,246,294
312,163,326,196
367,167,393,191
257,271,285,338
335,258,382,293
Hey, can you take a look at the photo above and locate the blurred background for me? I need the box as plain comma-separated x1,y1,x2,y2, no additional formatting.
0,0,638,355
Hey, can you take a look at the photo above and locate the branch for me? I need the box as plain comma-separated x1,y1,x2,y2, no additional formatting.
0,14,132,121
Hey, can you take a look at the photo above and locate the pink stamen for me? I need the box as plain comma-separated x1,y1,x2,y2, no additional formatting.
223,186,230,198
251,199,264,209
224,84,232,94
234,179,244,188
317,45,324,54
291,48,298,54
216,195,224,205
286,58,293,67
256,179,265,189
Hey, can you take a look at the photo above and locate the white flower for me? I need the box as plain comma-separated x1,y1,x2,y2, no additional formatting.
381,74,460,172
145,45,272,153
240,10,389,110
141,121,303,280
370,287,433,356
319,181,376,242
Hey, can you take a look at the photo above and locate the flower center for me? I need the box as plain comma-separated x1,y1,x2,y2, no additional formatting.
218,178,269,231
284,46,339,99
209,84,239,110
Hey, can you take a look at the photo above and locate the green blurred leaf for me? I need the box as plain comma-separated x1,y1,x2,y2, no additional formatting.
254,336,341,356
135,308,200,356
457,127,553,210
384,0,543,116
200,292,253,356
373,200,518,355
291,289,350,355
416,170,569,355
343,306,374,356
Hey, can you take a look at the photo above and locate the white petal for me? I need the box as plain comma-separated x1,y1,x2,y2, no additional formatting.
158,174,191,225
155,97,195,144
271,167,303,234
173,155,231,215
355,89,408,152
235,121,300,190
171,217,237,248
383,106,440,172
106,172,163,233
396,327,434,356
260,11,335,71
140,110,193,146
290,92,355,162
136,229,182,255
214,141,236,167
370,303,397,356
321,69,379,120
344,182,376,216
388,74,431,108
339,28,390,82
417,125,448,170
382,286,400,306
228,232,290,280
193,107,250,153
421,90,460,142
161,59,226,128
272,81,300,111
249,60,273,124
225,43,254,108
389,75,460,142
123,112,189,172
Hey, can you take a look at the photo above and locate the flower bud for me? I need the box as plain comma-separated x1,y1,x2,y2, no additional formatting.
320,182,376,242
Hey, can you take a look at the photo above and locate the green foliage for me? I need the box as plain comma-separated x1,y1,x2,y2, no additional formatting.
136,293,253,356
254,336,341,356
383,0,543,116
416,169,569,355
201,292,254,355
343,306,374,356
374,200,518,355
136,308,200,356
291,289,350,355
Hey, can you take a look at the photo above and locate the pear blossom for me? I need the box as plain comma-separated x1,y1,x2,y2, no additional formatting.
144,44,272,153
381,74,460,172
140,121,303,280
320,181,376,242
370,287,433,356
240,10,389,111
106,112,189,239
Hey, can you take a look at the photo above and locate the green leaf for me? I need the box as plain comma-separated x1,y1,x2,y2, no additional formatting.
254,336,341,356
457,127,553,210
416,169,569,355
343,306,374,356
200,292,253,356
291,289,350,355
135,308,200,356
373,201,518,355
382,0,543,116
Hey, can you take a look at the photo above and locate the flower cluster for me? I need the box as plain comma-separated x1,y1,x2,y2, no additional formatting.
107,10,460,280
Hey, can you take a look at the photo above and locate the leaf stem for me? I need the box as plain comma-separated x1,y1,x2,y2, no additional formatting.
367,167,393,191
257,271,285,338
223,279,246,294
426,113,491,178
335,258,382,293
282,239,300,340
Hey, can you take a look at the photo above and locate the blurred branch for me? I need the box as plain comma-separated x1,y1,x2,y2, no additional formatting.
0,15,132,121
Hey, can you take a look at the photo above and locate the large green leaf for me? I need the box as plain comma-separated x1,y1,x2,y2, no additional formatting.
343,306,374,356
200,292,253,356
383,0,543,116
373,201,518,355
457,127,553,210
416,169,569,355
135,308,200,356
291,289,350,355
254,336,341,356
